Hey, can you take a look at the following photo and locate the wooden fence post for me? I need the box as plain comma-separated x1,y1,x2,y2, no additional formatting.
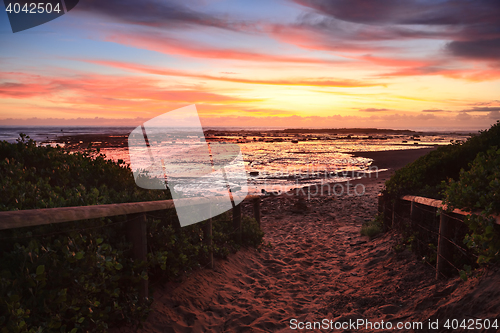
436,212,453,279
127,213,148,301
391,199,397,230
253,198,261,228
203,218,214,269
377,194,384,214
410,201,415,223
233,204,242,243
378,194,390,231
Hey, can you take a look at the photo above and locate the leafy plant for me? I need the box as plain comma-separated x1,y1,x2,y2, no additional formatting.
381,122,500,270
0,134,172,211
459,264,472,281
443,147,500,264
0,135,264,332
384,120,500,201
360,213,383,239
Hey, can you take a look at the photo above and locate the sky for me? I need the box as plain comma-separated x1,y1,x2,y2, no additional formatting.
1,0,500,130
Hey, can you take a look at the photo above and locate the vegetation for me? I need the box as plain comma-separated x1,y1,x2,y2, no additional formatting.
0,136,264,332
382,122,500,267
443,147,500,265
360,213,383,239
384,121,500,200
0,134,170,211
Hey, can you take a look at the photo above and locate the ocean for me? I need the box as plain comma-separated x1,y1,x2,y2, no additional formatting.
0,126,470,196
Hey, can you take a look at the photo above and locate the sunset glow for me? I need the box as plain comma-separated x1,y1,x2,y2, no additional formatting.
1,0,500,130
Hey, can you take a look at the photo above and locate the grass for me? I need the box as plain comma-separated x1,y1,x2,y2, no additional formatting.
360,213,384,239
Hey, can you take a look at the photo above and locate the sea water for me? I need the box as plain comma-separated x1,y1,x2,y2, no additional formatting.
0,126,470,196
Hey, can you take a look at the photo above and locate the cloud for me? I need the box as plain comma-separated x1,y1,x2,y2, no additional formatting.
462,107,500,112
273,0,500,78
267,20,393,53
488,111,500,119
0,81,60,98
422,109,448,113
469,100,500,107
292,0,500,26
268,2,457,53
0,71,263,115
447,38,500,60
2,112,495,130
358,108,389,112
0,117,149,127
76,0,244,31
104,31,345,65
85,59,384,88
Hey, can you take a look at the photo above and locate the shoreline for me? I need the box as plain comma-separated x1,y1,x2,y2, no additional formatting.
350,147,437,171
113,146,453,332
276,147,437,198
110,143,499,333
40,130,439,198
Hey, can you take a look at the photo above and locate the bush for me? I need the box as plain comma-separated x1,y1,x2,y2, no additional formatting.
360,213,383,239
382,122,500,267
443,147,500,264
0,136,264,332
0,134,171,211
384,121,500,201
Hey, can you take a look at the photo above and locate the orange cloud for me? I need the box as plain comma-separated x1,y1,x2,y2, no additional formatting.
377,62,500,82
357,55,441,68
2,112,496,130
199,113,498,130
0,72,260,101
105,32,344,65
0,71,266,118
268,24,381,53
85,60,384,88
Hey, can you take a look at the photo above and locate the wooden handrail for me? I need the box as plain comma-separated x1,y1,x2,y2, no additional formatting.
387,193,500,279
400,194,500,225
0,195,260,230
0,194,263,299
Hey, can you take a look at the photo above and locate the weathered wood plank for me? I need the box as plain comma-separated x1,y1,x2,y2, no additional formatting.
233,204,242,243
0,195,260,230
436,212,454,279
400,195,500,225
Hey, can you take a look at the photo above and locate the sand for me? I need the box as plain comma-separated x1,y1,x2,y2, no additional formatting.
111,148,500,332
351,148,436,171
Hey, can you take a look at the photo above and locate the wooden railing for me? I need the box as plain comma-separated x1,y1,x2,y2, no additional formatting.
0,195,262,300
378,193,499,280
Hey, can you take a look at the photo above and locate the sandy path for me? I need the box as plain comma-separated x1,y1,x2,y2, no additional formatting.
116,152,500,332
123,175,438,332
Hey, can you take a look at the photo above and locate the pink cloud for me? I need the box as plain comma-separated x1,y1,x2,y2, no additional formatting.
86,59,383,87
105,31,344,65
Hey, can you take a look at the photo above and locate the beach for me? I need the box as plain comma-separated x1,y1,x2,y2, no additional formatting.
4,0,500,330
109,147,500,332
28,127,455,196
6,128,495,332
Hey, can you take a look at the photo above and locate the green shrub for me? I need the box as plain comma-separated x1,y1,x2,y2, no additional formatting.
360,213,383,239
382,121,500,267
384,121,500,201
0,136,264,332
443,147,500,264
0,227,148,333
0,134,171,211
